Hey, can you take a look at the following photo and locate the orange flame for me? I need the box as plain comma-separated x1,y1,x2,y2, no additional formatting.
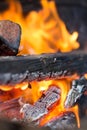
0,0,80,127
39,79,80,128
0,82,30,102
0,0,79,54
0,82,29,91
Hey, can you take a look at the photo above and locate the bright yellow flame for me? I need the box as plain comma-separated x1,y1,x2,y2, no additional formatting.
39,79,80,128
0,82,29,91
0,0,80,127
0,0,79,55
30,80,53,103
40,0,79,52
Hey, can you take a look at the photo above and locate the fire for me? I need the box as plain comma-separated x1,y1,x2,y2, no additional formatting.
0,82,29,102
0,88,23,102
0,82,29,91
0,0,79,54
39,80,80,128
0,0,80,128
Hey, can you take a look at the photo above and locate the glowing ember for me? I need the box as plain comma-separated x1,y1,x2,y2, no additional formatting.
39,80,80,128
0,0,80,128
0,82,29,91
0,89,23,102
84,73,87,79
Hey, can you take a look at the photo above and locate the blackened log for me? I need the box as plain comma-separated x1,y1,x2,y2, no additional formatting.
0,20,21,56
0,52,87,85
78,95,87,117
0,118,86,130
45,112,77,130
0,119,25,130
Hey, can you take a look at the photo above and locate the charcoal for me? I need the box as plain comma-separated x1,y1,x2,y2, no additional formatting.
20,86,60,122
20,103,48,122
38,86,61,108
0,117,86,130
0,20,21,56
65,76,87,108
45,112,77,130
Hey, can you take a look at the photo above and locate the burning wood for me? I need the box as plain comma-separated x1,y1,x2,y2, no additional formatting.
0,88,23,102
0,0,86,129
0,52,87,85
0,98,21,120
45,112,77,130
0,20,21,56
0,86,78,129
0,76,80,129
20,86,60,122
65,76,87,108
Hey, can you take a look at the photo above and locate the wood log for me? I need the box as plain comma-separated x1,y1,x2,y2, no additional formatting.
20,86,60,122
64,76,87,108
0,119,25,130
0,117,86,130
45,112,77,130
0,98,21,120
0,51,87,85
0,20,21,56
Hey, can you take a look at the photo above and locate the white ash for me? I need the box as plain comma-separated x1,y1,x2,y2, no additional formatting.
20,86,60,123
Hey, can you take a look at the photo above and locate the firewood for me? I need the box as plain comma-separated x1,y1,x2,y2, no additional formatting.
0,51,87,85
65,76,87,108
0,92,86,129
45,112,77,130
0,20,21,56
20,86,60,122
0,98,21,120
0,98,19,112
0,117,86,130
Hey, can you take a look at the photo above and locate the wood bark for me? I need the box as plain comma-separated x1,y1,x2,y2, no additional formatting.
0,51,87,85
0,20,21,56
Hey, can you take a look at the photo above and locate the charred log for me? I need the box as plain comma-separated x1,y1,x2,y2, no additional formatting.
0,119,26,130
20,86,77,130
0,20,21,56
65,76,87,108
78,94,87,118
0,98,21,120
0,52,87,85
20,86,60,122
0,86,86,130
0,117,87,130
45,112,77,130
